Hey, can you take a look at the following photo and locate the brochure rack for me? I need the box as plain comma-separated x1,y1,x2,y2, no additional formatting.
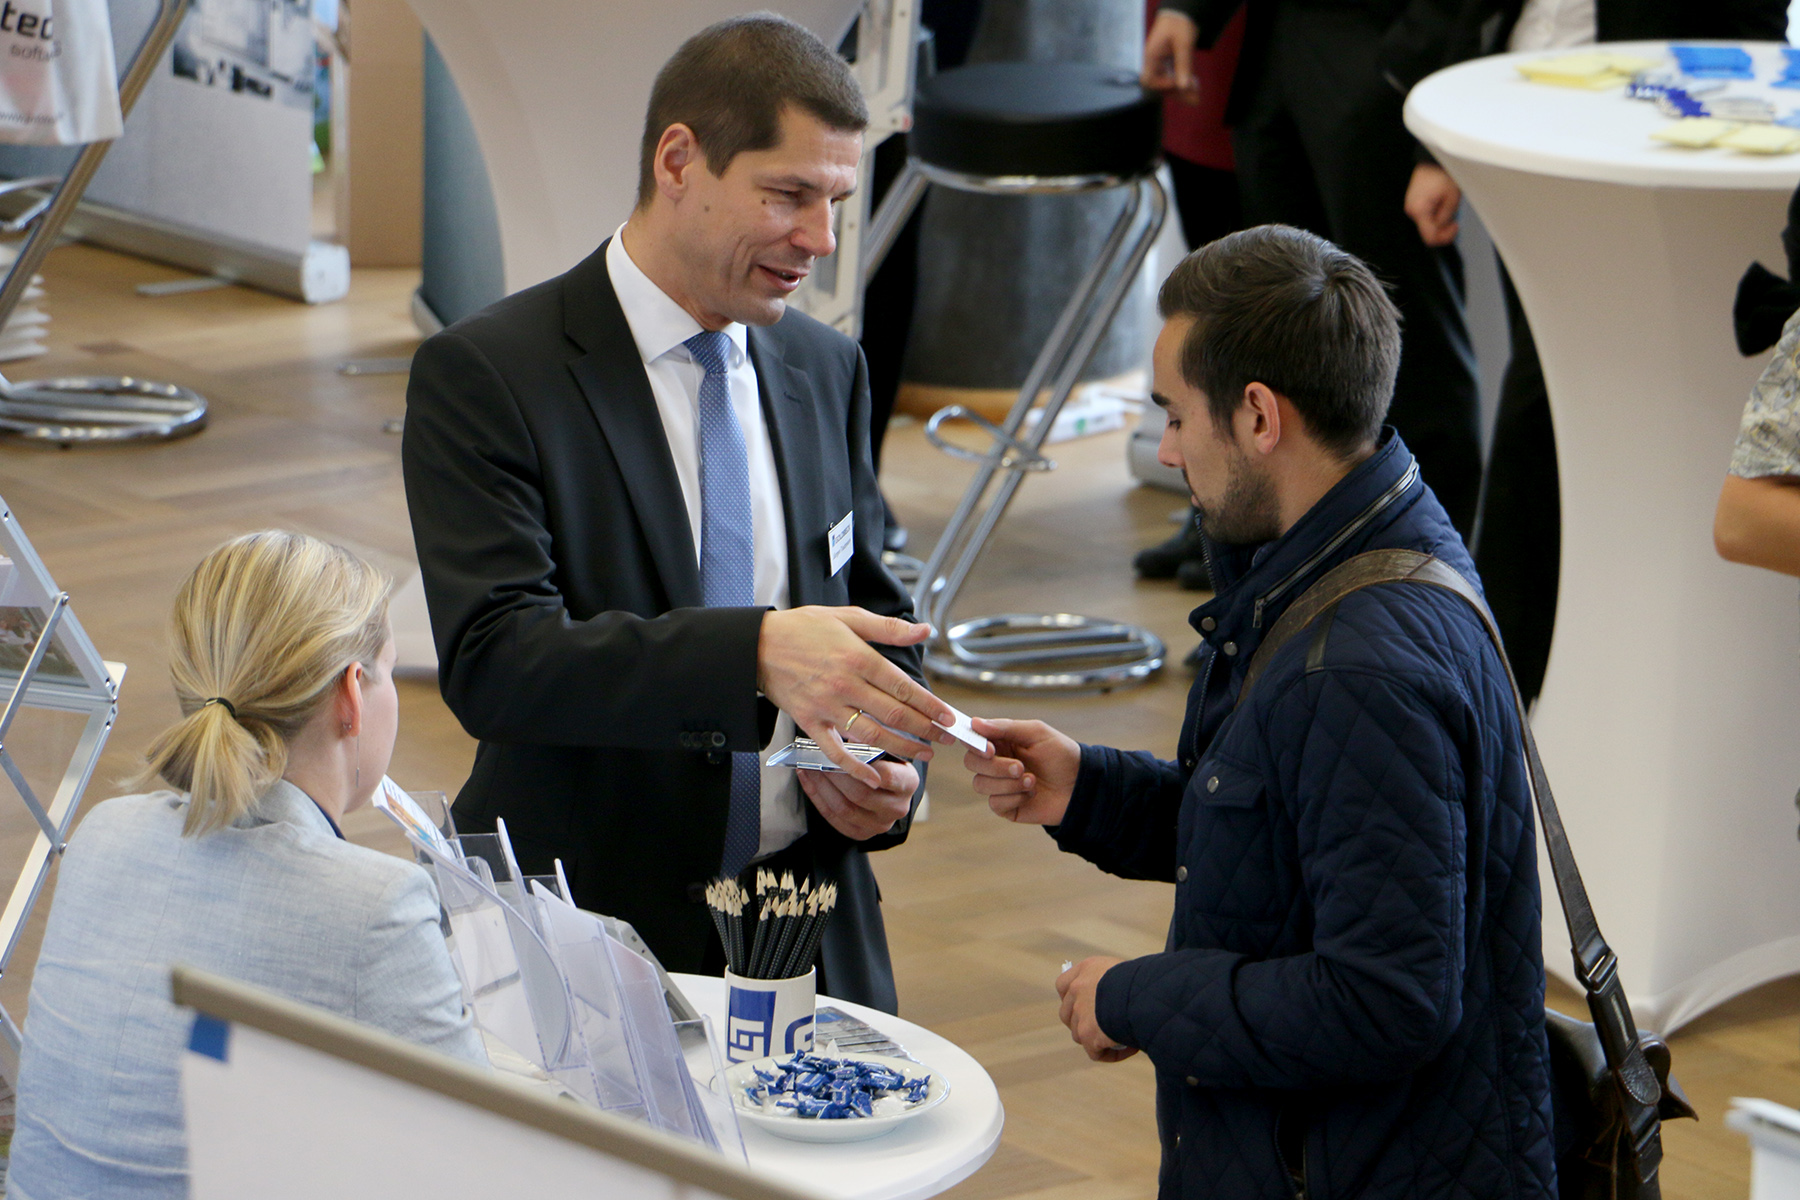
376,790,744,1161
0,495,118,1079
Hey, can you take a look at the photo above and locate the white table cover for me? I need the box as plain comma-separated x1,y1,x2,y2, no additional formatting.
1407,42,1800,1031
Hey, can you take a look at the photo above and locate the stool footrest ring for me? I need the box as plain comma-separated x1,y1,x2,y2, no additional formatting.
925,613,1166,691
923,405,1055,472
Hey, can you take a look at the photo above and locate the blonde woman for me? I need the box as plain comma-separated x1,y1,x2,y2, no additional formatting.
9,531,485,1200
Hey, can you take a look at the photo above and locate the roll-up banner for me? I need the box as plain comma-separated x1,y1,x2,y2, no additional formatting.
0,0,346,303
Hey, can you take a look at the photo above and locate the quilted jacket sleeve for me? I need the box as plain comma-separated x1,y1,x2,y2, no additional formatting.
1093,667,1470,1087
1050,744,1188,883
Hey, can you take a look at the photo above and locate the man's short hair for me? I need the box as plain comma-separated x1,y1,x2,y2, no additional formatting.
1157,225,1401,456
636,13,869,209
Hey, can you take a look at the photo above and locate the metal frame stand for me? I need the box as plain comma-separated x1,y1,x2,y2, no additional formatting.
0,0,206,444
0,498,118,1081
875,164,1169,690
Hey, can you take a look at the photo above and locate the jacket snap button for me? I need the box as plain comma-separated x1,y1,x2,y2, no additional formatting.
1176,865,1188,882
1206,776,1219,793
1222,641,1238,656
1185,1075,1199,1087
1200,617,1216,631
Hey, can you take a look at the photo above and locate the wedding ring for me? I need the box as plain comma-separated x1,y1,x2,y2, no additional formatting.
845,709,867,735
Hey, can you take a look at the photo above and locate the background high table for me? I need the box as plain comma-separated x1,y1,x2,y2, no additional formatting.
1406,43,1800,1032
672,974,1004,1200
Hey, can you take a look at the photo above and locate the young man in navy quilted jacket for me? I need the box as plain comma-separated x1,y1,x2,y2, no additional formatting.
964,224,1555,1200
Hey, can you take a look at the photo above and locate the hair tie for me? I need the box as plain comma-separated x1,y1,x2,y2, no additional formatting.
202,697,238,719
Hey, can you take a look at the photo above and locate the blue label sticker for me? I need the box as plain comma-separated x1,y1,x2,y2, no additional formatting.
727,986,776,1060
188,1014,230,1062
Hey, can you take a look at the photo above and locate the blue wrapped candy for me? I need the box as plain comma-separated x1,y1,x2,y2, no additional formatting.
743,1051,935,1120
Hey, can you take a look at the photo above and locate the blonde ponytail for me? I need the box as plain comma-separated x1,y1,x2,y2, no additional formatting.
135,531,390,836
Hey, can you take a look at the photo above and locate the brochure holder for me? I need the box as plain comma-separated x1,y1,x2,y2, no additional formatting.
376,790,743,1159
0,495,117,1079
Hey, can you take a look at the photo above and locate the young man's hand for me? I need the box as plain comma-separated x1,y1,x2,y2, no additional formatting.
963,717,1082,826
1058,956,1136,1062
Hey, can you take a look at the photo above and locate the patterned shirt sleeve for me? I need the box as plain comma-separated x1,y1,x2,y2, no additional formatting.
1731,307,1800,479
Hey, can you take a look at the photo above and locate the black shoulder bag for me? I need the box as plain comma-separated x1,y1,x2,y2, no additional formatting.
1238,549,1696,1200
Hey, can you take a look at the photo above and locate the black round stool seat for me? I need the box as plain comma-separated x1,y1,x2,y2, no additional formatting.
910,61,1163,182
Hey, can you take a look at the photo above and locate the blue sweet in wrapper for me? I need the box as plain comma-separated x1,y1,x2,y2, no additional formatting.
739,1051,935,1120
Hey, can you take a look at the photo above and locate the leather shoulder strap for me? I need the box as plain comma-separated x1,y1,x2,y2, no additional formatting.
1232,549,1668,1130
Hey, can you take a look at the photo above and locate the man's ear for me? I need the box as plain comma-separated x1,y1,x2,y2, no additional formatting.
1239,382,1283,456
653,124,704,200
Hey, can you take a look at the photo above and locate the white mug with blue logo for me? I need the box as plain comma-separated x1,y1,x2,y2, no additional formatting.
724,967,816,1064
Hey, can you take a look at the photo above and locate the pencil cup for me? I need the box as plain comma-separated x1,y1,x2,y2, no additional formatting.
724,967,815,1063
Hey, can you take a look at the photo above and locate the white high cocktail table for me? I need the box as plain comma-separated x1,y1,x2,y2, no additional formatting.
673,974,1004,1200
1407,42,1800,1031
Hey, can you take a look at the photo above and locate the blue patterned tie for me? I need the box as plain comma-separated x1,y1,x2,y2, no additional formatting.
686,330,762,877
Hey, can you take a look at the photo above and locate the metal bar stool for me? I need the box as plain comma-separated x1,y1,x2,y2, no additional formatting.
869,61,1168,689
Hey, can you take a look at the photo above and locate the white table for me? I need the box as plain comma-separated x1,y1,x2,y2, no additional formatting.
1406,42,1800,1032
672,974,1004,1200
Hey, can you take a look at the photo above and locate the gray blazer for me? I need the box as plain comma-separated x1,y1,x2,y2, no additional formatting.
9,780,485,1200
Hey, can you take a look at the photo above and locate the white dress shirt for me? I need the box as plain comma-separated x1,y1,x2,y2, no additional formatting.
607,227,807,860
1508,0,1597,52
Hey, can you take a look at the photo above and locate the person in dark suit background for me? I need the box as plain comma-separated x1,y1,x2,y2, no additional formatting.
1144,0,1484,538
402,15,963,1013
1412,0,1785,705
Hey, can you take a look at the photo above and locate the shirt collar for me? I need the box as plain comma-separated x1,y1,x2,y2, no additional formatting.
605,224,749,370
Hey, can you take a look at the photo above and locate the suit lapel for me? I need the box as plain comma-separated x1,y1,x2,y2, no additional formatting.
750,324,824,605
565,243,702,608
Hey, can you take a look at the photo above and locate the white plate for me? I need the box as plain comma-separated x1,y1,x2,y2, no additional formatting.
723,1052,949,1143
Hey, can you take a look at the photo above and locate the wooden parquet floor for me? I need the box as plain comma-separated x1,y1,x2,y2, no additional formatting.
0,241,1792,1200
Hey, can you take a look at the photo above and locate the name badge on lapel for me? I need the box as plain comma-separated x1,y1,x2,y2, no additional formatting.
828,511,854,577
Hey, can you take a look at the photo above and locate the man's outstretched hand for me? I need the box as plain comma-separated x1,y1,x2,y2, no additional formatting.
1058,956,1136,1062
963,717,1082,826
758,606,956,788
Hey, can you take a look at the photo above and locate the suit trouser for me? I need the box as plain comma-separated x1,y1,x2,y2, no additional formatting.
1472,265,1558,705
1230,3,1482,535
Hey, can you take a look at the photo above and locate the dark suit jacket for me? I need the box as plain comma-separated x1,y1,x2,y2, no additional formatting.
402,241,922,1012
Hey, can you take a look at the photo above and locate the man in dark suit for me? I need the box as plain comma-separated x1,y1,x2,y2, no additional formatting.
1144,0,1483,536
402,15,960,1012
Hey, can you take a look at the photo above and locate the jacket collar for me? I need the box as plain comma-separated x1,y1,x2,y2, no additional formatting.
1191,429,1422,638
236,778,343,840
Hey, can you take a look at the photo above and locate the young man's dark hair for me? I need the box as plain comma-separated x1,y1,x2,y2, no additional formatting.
1157,224,1402,457
635,13,869,209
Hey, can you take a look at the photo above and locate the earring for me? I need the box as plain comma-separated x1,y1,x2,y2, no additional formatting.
354,732,361,792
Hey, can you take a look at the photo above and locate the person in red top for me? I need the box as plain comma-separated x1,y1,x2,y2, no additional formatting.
1130,1,1246,603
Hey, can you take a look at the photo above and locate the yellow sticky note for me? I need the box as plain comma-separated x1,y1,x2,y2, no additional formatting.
1718,124,1800,154
1518,51,1659,88
1650,118,1740,147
